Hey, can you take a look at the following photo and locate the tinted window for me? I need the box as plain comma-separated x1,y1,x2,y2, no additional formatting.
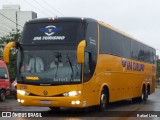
138,43,145,61
99,24,156,64
21,22,85,44
152,49,156,63
99,25,111,54
131,41,139,60
83,52,92,83
85,20,98,78
122,37,131,58
111,31,122,56
0,67,7,79
143,46,150,62
149,48,156,63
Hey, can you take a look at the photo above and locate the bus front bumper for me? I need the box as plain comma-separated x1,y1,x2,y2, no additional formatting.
17,95,85,108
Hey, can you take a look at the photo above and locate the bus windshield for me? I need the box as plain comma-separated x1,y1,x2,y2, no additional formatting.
18,50,81,85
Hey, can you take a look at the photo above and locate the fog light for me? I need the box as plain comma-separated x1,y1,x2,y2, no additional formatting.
71,101,75,105
71,100,80,105
17,99,20,102
21,100,24,103
63,91,81,97
75,100,80,104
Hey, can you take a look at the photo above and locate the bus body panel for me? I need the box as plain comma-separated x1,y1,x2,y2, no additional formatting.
17,83,102,107
95,54,156,102
17,84,83,107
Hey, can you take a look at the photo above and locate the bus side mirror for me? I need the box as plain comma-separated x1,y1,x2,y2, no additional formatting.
77,40,86,64
3,42,16,64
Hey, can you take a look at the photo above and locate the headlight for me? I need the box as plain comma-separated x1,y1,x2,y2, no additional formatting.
17,90,30,96
17,90,25,95
63,91,81,97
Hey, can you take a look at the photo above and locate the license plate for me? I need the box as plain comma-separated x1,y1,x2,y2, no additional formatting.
40,100,51,104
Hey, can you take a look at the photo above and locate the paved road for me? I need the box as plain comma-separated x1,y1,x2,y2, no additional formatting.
0,89,160,120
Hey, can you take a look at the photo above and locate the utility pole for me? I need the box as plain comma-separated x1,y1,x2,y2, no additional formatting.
16,11,18,34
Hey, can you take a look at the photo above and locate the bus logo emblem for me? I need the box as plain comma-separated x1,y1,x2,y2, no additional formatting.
43,90,48,96
39,25,62,36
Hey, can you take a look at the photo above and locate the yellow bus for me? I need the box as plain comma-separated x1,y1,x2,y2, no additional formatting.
3,17,156,111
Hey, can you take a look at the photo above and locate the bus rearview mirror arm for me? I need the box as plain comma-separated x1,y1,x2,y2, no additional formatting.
3,42,17,64
77,40,86,64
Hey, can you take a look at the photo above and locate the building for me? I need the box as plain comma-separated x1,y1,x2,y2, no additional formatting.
0,5,37,37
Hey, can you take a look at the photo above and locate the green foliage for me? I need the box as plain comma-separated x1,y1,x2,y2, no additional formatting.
8,52,17,82
0,32,20,43
157,59,160,80
0,32,20,82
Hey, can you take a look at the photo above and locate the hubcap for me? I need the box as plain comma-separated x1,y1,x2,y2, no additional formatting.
101,93,106,109
142,91,144,100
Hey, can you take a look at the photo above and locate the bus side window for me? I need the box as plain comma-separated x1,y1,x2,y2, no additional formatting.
83,52,91,83
84,52,90,74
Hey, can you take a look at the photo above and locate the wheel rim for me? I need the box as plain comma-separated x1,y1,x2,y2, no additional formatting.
101,93,107,109
142,88,147,101
142,90,144,100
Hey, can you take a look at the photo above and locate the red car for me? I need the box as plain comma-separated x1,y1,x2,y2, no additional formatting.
0,60,10,101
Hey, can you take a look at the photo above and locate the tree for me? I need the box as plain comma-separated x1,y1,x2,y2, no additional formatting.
157,59,160,81
0,32,20,82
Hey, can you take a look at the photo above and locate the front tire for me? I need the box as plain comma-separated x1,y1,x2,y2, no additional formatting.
0,90,6,102
99,89,108,111
142,87,148,101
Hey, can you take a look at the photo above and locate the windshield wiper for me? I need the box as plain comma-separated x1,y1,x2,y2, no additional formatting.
66,53,74,81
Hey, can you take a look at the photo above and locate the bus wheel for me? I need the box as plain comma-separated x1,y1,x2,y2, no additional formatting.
142,87,148,102
99,89,108,111
49,107,60,111
132,87,148,103
0,90,6,102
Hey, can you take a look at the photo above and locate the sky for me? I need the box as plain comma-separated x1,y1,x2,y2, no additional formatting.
1,0,160,56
